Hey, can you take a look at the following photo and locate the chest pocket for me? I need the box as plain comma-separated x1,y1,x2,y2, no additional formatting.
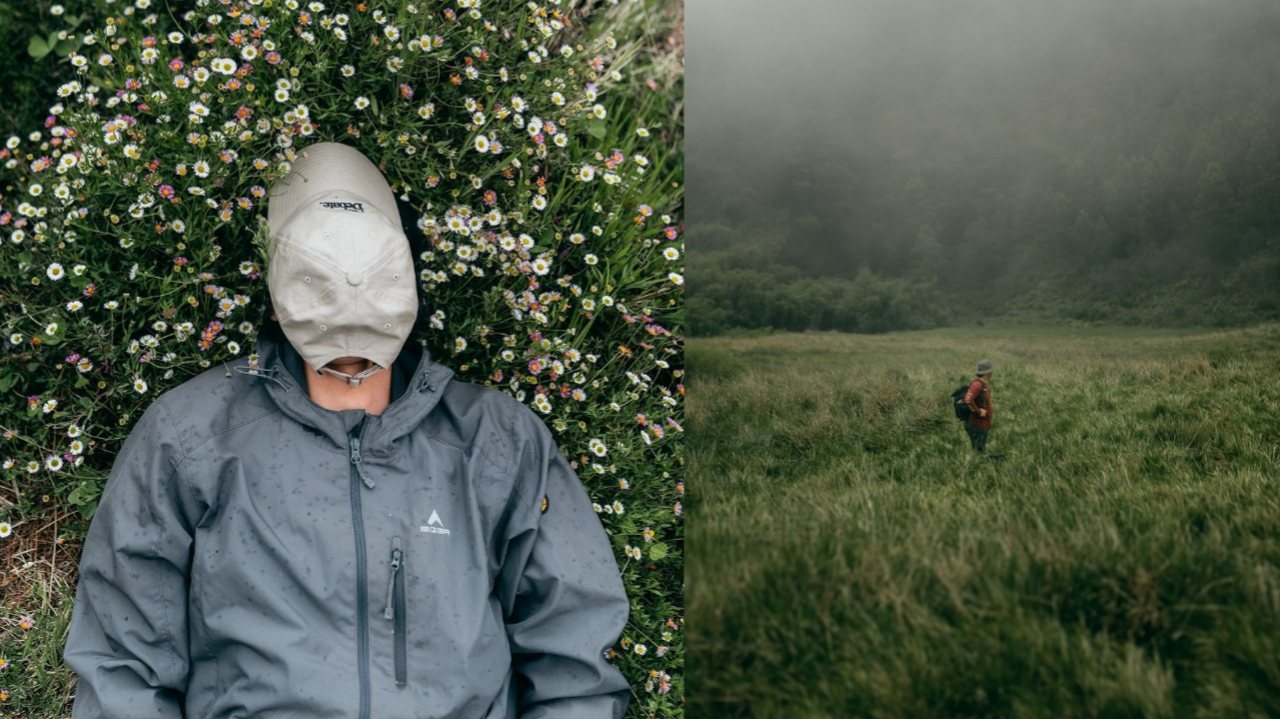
371,442,515,693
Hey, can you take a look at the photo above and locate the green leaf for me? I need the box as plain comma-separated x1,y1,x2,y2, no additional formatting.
649,543,668,560
68,482,90,505
69,482,102,518
28,35,51,59
587,119,607,140
55,38,80,57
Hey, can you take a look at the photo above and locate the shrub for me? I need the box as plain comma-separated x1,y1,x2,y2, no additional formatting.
0,0,683,714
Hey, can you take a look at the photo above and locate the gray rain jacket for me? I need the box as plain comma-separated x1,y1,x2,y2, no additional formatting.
64,325,630,718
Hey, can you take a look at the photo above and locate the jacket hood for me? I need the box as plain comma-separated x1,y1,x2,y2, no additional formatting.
239,322,455,456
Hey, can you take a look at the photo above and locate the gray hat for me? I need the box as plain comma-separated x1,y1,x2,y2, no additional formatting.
976,359,995,375
266,143,417,382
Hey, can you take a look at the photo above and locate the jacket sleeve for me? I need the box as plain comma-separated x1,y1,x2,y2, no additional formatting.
963,379,985,415
497,408,631,719
64,399,196,719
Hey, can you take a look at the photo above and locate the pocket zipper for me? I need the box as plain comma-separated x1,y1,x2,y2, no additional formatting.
383,536,407,687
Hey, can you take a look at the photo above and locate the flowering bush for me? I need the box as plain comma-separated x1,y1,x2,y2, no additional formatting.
0,0,683,714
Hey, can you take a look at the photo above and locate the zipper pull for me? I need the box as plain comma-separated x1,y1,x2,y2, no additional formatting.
383,538,402,620
349,434,375,489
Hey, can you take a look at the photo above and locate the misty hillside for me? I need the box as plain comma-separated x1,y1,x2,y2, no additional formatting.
688,0,1280,333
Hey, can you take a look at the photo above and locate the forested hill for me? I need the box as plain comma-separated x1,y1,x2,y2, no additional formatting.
688,0,1280,334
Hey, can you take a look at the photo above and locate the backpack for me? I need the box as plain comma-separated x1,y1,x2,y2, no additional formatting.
951,382,974,421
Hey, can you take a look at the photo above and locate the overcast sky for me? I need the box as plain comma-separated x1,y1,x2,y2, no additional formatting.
687,0,1280,221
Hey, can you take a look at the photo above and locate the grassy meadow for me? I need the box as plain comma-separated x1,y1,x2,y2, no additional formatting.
688,324,1280,718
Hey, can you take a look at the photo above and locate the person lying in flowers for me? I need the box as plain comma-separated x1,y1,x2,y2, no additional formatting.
64,142,630,719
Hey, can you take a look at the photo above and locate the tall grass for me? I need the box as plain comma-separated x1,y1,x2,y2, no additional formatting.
689,324,1280,718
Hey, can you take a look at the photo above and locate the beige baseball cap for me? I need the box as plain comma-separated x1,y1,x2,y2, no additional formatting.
266,142,418,378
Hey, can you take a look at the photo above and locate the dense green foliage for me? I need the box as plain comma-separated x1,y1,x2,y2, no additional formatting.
0,1,684,715
689,0,1280,333
689,325,1280,716
688,224,949,335
0,1,91,138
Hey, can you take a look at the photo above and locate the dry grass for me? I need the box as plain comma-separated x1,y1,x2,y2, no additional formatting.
0,490,80,714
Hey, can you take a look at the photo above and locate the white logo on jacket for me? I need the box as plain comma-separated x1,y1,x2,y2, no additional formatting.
419,509,451,536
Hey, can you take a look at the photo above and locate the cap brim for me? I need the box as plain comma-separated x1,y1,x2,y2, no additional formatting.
267,142,399,237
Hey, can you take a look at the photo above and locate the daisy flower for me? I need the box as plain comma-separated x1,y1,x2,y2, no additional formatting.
210,57,237,75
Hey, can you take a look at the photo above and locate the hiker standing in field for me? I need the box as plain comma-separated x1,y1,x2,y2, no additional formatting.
963,359,995,453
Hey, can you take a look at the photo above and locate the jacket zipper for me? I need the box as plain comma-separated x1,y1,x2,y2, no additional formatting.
348,419,372,719
383,536,407,687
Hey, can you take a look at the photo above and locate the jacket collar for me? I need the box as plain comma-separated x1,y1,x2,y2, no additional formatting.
241,323,454,455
